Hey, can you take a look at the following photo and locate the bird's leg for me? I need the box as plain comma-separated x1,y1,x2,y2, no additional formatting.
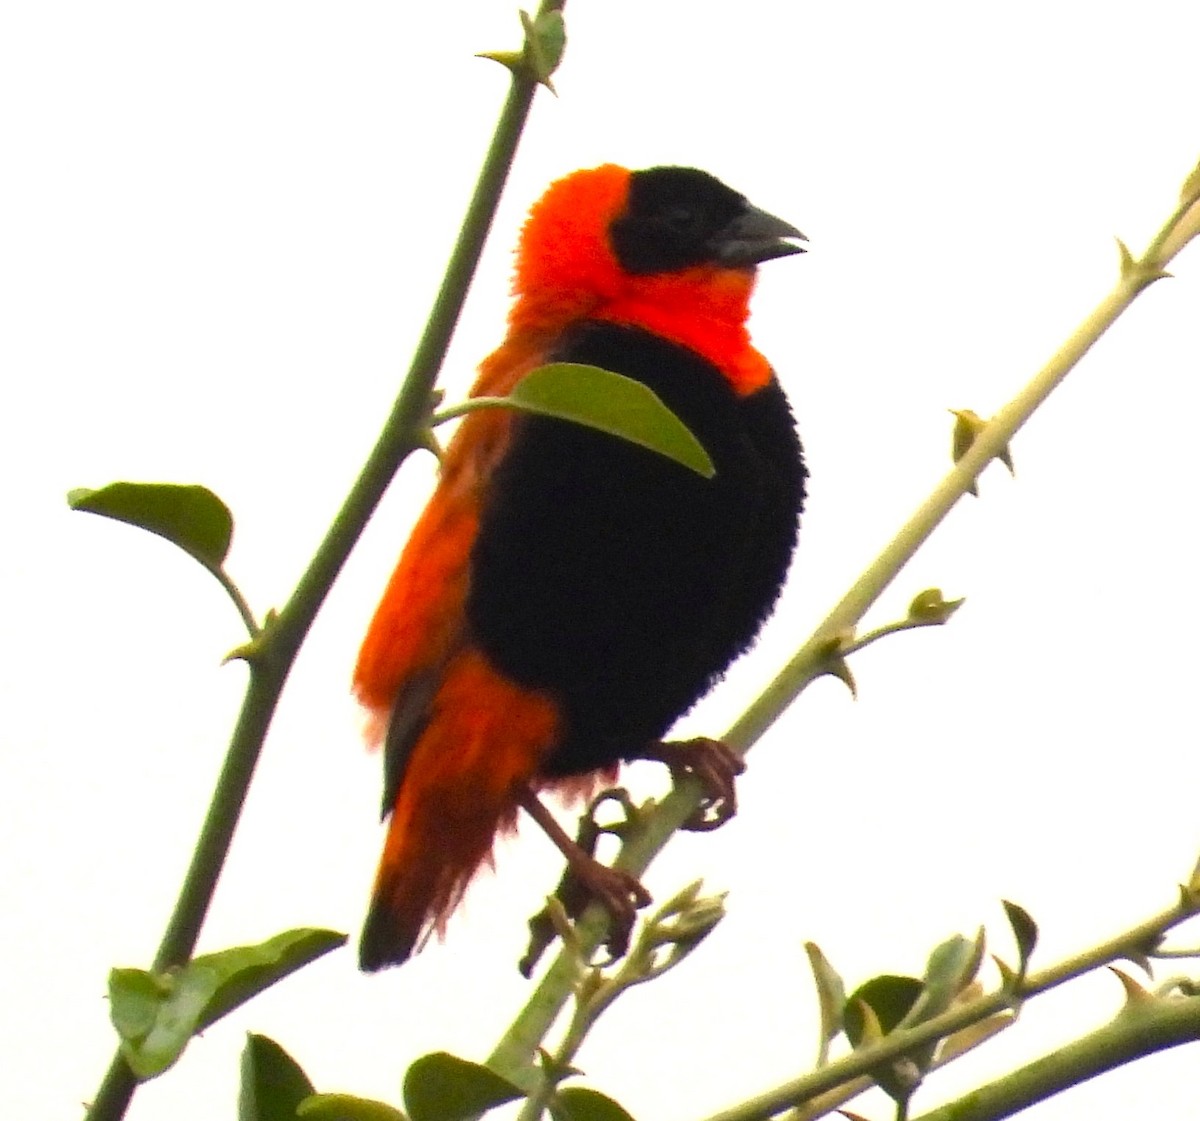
632,736,746,832
517,785,651,961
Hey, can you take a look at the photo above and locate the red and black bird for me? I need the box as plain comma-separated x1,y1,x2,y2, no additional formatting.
354,164,807,971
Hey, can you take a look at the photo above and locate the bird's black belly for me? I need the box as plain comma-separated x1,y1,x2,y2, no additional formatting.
466,321,806,774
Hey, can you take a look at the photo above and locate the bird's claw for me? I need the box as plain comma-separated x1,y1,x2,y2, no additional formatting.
640,736,746,831
562,857,652,962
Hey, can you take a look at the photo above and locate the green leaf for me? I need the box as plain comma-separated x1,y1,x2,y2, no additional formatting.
505,363,715,478
240,1034,316,1121
521,8,566,89
403,1053,524,1121
551,1087,638,1121
299,1095,408,1121
109,928,345,1080
108,968,171,1043
1002,899,1038,979
68,482,234,569
842,975,923,1047
109,964,219,1079
804,941,847,1061
193,927,347,1030
906,587,965,626
908,930,985,1025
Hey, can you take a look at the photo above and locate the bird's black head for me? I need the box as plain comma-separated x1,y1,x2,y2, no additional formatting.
609,166,806,277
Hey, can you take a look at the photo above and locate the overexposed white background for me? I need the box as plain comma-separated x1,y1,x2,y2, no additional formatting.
3,2,1200,1118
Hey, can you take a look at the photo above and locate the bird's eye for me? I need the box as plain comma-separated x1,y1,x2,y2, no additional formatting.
663,205,700,235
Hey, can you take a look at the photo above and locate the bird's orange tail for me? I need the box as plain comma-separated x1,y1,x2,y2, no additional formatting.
358,648,560,971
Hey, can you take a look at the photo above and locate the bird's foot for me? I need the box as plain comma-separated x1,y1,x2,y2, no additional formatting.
636,736,746,831
518,786,652,970
558,854,652,963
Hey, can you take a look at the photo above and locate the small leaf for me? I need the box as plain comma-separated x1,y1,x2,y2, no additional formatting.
1001,900,1038,979
551,1087,637,1121
505,363,714,478
299,1094,408,1121
521,8,566,90
909,930,985,1025
108,969,170,1044
403,1053,524,1121
645,881,725,950
843,976,923,1047
907,588,965,626
109,929,345,1080
804,942,847,1062
109,965,218,1079
240,1034,315,1121
992,954,1018,994
69,482,233,569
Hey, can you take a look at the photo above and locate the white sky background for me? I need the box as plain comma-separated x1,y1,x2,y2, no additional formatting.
3,2,1200,1118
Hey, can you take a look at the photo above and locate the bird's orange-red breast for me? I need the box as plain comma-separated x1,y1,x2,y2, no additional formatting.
354,164,807,971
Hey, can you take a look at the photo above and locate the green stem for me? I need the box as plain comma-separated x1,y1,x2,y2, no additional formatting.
696,894,1200,1121
83,34,553,1121
911,996,1200,1121
431,395,513,425
209,564,260,637
488,172,1198,1087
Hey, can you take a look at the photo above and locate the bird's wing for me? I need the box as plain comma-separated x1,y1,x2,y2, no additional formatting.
353,343,547,811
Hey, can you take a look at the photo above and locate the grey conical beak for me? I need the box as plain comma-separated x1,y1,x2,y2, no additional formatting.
712,203,808,267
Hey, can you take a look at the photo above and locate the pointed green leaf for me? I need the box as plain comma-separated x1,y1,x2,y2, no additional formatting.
1001,900,1038,978
68,482,233,568
992,954,1018,992
299,1095,408,1121
804,942,847,1061
403,1053,524,1121
521,8,566,89
907,588,965,625
108,968,171,1045
551,1087,638,1121
240,1034,316,1121
109,929,345,1080
843,975,923,1047
505,363,714,478
109,964,219,1079
194,927,347,1030
907,930,985,1026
